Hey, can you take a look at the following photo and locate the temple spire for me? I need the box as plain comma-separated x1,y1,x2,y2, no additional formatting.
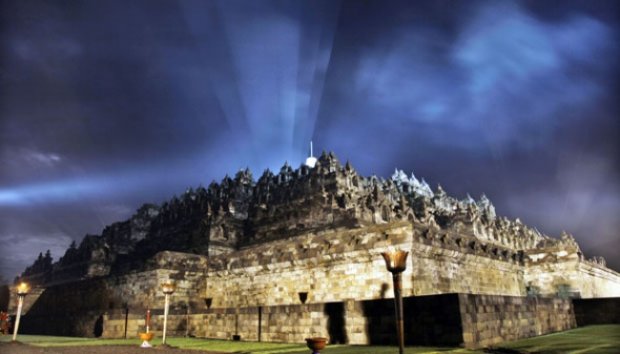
305,141,317,168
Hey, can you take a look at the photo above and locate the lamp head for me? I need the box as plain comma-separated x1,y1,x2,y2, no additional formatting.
381,250,409,274
161,282,176,295
16,282,30,296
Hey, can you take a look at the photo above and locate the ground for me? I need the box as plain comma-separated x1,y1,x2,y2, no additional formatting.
0,325,618,354
0,342,226,354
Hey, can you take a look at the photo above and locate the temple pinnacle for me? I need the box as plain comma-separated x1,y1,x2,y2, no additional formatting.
305,141,317,168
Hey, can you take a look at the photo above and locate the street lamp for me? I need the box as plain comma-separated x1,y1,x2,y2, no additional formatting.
161,282,176,346
381,250,409,354
12,282,30,342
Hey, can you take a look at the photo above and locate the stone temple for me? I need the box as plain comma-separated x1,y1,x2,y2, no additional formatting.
9,151,620,348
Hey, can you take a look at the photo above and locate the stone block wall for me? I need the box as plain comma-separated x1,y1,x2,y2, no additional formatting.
102,297,461,345
103,309,196,339
525,259,620,298
206,223,415,308
573,297,620,326
108,268,204,311
410,227,526,297
102,304,330,342
353,294,464,346
571,263,620,298
100,294,575,349
188,312,236,339
197,304,329,342
458,294,575,348
102,251,208,313
17,278,109,337
102,311,145,338
15,251,207,338
13,219,617,346
205,222,528,310
411,243,524,296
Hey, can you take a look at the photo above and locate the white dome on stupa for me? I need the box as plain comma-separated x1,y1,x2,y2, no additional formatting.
305,141,317,168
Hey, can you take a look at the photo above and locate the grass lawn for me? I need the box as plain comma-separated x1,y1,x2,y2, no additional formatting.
0,335,478,353
0,335,481,353
1,325,617,354
496,324,620,354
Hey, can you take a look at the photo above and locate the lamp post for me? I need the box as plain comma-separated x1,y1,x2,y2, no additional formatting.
12,282,30,342
139,308,154,348
381,250,409,354
146,308,151,333
161,282,176,346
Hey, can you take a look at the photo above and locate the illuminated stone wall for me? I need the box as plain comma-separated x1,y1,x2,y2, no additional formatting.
11,222,620,342
204,222,527,310
524,253,620,298
572,263,620,298
106,251,208,310
205,223,414,308
410,230,524,296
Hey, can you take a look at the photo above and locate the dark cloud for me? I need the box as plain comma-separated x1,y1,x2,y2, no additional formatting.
1,0,618,280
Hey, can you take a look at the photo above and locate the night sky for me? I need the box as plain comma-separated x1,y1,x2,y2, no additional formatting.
1,0,619,282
